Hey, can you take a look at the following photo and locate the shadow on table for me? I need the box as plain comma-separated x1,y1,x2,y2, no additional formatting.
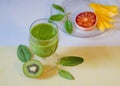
38,65,57,79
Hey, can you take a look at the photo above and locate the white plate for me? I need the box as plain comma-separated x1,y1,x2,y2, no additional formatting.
50,0,116,38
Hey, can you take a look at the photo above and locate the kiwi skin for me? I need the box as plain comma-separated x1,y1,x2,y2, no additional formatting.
23,59,43,78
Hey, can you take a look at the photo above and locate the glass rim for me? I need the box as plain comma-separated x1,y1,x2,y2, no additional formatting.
29,18,58,42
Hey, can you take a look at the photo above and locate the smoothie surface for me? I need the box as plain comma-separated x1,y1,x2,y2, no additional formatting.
31,23,57,40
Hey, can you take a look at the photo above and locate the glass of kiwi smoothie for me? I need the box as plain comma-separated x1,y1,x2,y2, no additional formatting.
29,18,58,59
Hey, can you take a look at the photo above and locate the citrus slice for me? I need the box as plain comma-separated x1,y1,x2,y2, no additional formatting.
75,11,97,31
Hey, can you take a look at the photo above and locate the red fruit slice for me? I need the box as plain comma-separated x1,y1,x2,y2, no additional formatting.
75,11,97,31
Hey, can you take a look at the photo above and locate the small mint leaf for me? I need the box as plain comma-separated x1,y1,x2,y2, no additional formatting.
58,69,75,80
17,45,32,63
60,56,84,66
49,14,64,21
53,4,65,13
64,19,73,34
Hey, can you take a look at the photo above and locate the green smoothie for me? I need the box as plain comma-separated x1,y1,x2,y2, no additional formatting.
30,23,58,58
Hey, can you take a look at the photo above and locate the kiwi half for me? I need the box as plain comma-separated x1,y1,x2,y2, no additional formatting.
23,59,43,78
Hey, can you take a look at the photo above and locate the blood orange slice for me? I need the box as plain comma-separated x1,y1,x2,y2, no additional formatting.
75,11,97,31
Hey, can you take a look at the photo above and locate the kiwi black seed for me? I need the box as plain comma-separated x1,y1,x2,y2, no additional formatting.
23,59,43,78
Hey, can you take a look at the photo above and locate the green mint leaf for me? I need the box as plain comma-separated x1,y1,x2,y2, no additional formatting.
60,56,84,66
49,14,64,21
53,4,65,13
17,45,32,63
64,19,73,34
58,69,75,80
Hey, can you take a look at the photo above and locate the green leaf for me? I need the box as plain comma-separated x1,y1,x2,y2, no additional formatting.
52,4,65,13
17,45,32,62
64,19,73,34
49,14,64,21
59,56,84,66
58,69,75,80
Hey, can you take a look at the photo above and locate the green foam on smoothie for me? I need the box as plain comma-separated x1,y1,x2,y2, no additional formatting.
31,23,57,40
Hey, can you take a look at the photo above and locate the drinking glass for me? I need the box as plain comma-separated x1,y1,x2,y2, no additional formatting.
29,18,59,72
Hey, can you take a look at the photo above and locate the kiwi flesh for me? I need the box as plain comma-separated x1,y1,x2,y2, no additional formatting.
23,59,43,78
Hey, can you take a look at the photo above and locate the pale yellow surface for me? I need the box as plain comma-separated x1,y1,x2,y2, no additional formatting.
0,46,120,86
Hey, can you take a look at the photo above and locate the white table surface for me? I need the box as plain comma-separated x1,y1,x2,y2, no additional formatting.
0,0,120,46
